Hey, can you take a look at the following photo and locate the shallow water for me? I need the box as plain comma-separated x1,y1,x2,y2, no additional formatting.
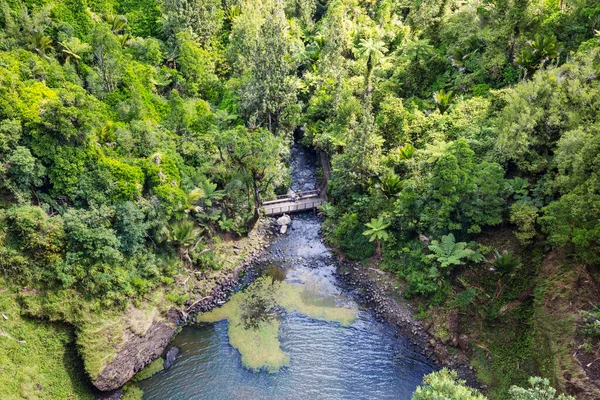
137,146,435,399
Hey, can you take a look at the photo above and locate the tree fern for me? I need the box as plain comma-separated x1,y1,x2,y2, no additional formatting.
427,233,482,268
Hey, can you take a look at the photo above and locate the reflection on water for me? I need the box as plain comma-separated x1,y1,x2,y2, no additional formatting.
137,146,435,399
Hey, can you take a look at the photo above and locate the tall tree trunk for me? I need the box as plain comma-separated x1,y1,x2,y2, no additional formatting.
252,175,261,220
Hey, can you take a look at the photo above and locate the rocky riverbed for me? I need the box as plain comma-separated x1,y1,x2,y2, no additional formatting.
335,255,482,388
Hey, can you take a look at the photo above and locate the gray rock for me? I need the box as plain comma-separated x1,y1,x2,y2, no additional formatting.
280,225,288,234
164,347,180,370
276,214,291,226
458,333,469,353
434,343,449,364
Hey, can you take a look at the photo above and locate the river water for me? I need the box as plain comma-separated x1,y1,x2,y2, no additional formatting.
138,145,435,399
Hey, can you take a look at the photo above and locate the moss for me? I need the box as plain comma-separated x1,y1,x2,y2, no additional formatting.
132,358,164,382
197,276,357,372
0,282,93,399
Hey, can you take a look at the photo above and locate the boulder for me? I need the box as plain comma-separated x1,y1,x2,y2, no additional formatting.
280,225,288,234
434,343,449,364
276,214,291,226
458,333,470,353
164,347,180,370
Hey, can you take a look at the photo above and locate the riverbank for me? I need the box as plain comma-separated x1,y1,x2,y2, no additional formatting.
335,253,481,388
10,217,274,397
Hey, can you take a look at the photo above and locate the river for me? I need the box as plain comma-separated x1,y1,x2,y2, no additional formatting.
137,145,435,399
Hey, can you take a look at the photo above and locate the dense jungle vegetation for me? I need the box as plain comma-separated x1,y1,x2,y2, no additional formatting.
0,0,599,398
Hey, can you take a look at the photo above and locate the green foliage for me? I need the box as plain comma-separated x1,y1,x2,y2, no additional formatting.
427,233,483,269
492,250,521,278
510,202,539,245
434,89,453,114
508,376,575,400
363,217,391,243
412,368,487,400
580,308,600,339
327,213,374,260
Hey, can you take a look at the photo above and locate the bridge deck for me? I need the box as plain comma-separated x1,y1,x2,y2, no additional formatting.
263,197,324,216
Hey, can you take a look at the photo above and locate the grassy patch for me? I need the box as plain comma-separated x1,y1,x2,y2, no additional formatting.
0,283,93,399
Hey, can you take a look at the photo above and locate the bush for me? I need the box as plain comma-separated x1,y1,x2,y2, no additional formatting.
328,213,374,260
412,368,487,400
510,202,539,245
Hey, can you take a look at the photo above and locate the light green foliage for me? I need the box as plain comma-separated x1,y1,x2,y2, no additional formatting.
510,202,539,245
363,216,391,257
363,217,391,243
121,385,144,400
162,0,224,45
508,376,575,400
427,233,482,270
434,89,453,114
412,368,487,400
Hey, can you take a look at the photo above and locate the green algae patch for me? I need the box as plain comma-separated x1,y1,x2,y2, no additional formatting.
196,276,357,372
197,277,290,372
275,282,357,327
132,357,164,382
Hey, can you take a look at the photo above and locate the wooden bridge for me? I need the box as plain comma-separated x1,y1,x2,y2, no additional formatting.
262,189,325,216
262,150,331,217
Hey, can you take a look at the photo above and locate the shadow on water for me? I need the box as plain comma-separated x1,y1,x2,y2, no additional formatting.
137,145,436,399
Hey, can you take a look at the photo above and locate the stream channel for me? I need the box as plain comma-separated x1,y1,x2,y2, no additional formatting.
137,145,436,399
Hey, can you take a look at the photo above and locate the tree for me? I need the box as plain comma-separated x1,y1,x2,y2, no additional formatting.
216,126,285,220
58,37,91,75
232,0,300,134
162,0,224,45
2,146,46,201
403,38,434,63
363,216,391,258
356,37,387,96
90,24,124,92
434,89,453,114
168,219,200,265
412,369,487,400
427,233,482,270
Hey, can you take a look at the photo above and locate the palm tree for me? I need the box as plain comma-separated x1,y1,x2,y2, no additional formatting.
403,38,434,63
28,31,52,59
434,89,454,114
107,15,128,34
363,216,391,258
168,219,200,265
377,172,403,198
58,37,90,75
356,37,388,96
398,143,415,160
490,249,520,298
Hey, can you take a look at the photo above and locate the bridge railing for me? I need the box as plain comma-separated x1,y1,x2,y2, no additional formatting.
263,198,324,216
262,189,321,205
